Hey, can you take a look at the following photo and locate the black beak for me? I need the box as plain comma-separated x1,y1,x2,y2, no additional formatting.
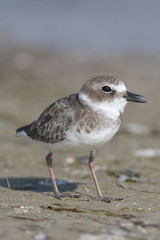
123,91,148,103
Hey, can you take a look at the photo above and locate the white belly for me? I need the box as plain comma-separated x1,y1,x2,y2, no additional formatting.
37,122,120,152
65,123,120,149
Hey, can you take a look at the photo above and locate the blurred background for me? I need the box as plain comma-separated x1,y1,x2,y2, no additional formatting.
0,0,160,162
1,0,160,125
1,2,160,239
0,0,160,128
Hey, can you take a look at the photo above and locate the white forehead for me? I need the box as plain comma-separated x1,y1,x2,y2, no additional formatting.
109,81,127,92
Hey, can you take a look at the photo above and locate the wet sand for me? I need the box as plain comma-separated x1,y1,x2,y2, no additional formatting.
0,48,160,240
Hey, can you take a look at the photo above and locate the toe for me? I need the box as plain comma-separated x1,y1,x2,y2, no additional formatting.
101,197,111,203
54,192,81,199
94,196,123,203
55,194,61,200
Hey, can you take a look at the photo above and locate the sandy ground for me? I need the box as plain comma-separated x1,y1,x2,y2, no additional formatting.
0,48,160,240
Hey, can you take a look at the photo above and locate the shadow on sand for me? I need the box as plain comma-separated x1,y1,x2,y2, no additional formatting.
0,177,82,193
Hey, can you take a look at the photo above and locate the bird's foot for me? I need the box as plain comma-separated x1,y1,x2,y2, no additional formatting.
101,196,123,203
93,196,123,203
54,192,81,200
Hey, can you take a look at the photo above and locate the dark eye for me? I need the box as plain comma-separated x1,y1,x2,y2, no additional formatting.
101,86,112,93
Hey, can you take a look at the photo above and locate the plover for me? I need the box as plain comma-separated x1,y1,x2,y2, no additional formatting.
16,75,148,202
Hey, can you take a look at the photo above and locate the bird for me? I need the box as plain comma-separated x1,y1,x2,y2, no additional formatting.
16,75,148,203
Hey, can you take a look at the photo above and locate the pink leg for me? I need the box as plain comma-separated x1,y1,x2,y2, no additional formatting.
46,152,60,198
88,150,103,200
45,152,81,200
89,150,122,203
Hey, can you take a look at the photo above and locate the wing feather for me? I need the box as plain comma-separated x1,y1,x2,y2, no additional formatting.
26,95,75,143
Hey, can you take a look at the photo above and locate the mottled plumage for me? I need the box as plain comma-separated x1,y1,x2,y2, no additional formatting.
20,95,75,143
16,75,147,202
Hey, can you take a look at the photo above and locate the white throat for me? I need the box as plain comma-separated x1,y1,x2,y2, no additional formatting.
78,92,127,120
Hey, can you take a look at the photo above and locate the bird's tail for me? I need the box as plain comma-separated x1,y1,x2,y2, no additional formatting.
16,124,30,137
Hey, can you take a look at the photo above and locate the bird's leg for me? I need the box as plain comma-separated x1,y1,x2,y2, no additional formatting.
88,151,123,203
88,151,111,203
46,152,81,200
46,152,61,199
88,150,103,200
89,150,111,202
